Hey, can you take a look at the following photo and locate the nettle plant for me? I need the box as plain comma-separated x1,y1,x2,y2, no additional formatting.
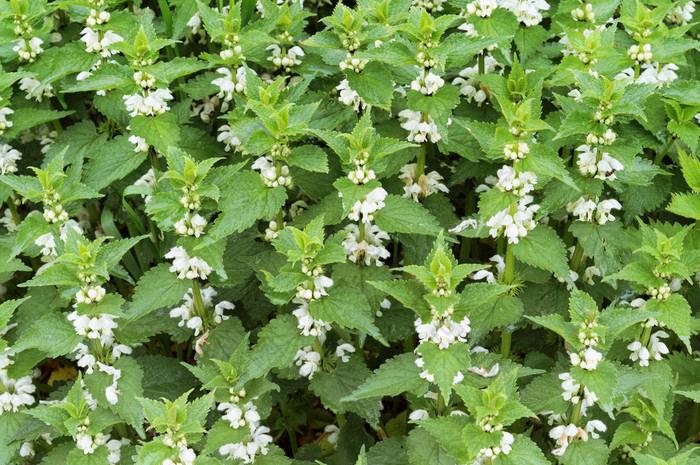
0,0,700,464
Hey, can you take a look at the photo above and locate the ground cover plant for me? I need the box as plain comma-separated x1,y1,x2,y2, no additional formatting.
0,0,699,464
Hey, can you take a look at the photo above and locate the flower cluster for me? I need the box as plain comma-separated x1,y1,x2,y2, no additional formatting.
342,223,390,267
399,110,441,143
0,356,35,413
398,163,449,202
165,246,213,280
170,286,234,336
575,145,624,180
486,195,540,244
567,196,622,225
415,305,471,350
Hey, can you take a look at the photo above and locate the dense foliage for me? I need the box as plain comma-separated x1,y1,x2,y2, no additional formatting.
0,0,700,464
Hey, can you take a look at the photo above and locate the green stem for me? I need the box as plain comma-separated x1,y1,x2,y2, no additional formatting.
570,241,584,274
415,143,427,182
571,394,583,425
436,390,445,416
51,119,63,135
6,196,20,226
634,62,640,80
191,279,209,328
478,52,485,75
640,325,652,348
654,138,674,165
157,0,173,38
276,208,284,229
358,221,365,243
501,330,512,359
505,241,514,284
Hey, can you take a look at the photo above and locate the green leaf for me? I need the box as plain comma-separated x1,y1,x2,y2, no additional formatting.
347,353,429,400
512,225,571,282
374,194,442,235
646,295,692,350
126,263,192,319
416,342,470,398
559,438,610,465
14,312,82,358
207,171,287,242
239,315,311,383
344,62,394,110
668,192,700,220
495,435,550,465
406,426,458,465
2,109,74,139
287,145,329,173
130,113,181,154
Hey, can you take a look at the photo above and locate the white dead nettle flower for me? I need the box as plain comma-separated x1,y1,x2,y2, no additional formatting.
571,3,595,22
345,187,388,223
0,144,22,174
500,0,550,25
294,346,322,379
342,223,391,267
295,275,334,301
627,340,650,367
412,0,445,12
486,195,540,244
575,145,624,181
569,347,603,371
86,8,111,26
134,168,156,203
468,363,500,377
336,79,366,112
452,56,502,104
218,401,260,430
174,212,207,237
324,424,340,446
162,447,197,465
586,128,616,146
75,284,107,305
583,266,601,284
410,69,445,96
291,298,331,342
165,246,213,280
252,156,292,188
264,219,285,241
0,107,14,135
549,423,580,456
494,165,537,196
636,63,680,88
19,76,54,102
398,163,448,202
415,305,471,349
67,310,118,346
503,142,530,160
339,53,369,73
80,28,123,57
96,362,122,405
13,37,43,62
43,203,69,224
335,341,355,362
473,431,514,463
217,125,244,153
399,110,441,143
0,209,17,232
409,409,429,421
348,151,375,185
627,43,652,64
212,67,247,111
414,356,435,383
567,195,622,225
0,355,36,412
123,88,173,117
128,135,149,154
219,424,273,464
449,218,478,234
668,1,695,25
465,0,499,17
267,44,305,71
186,11,203,35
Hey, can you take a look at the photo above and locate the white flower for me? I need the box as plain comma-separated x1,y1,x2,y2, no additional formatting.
668,1,695,25
80,28,124,57
494,165,536,196
216,125,244,153
336,79,366,112
68,311,117,345
410,69,445,96
267,44,305,70
174,212,207,237
649,331,670,362
585,420,607,439
252,156,291,187
628,340,651,367
549,423,578,456
123,88,173,117
468,363,499,377
165,246,213,280
637,63,679,88
559,372,581,403
19,76,54,102
449,218,477,233
324,425,340,445
0,144,21,174
294,346,321,379
0,107,13,134
399,110,441,143
128,135,149,153
486,195,540,244
452,56,502,104
409,409,429,421
212,67,247,111
335,341,355,362
291,299,331,341
576,145,623,181
465,0,499,17
500,0,550,26
0,356,36,413
398,163,449,202
415,309,471,349
346,187,388,223
567,196,622,225
13,37,43,62
412,0,445,12
583,266,601,284
342,223,390,266
134,168,156,203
